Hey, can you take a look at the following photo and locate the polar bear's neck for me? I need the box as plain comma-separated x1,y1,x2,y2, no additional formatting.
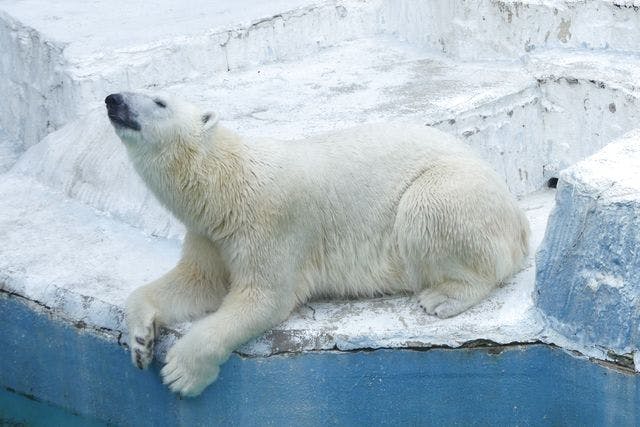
136,126,254,240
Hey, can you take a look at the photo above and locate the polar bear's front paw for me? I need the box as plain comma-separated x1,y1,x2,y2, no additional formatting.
128,320,157,370
161,338,220,397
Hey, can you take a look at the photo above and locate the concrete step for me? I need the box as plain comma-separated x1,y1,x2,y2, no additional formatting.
528,49,640,177
4,0,640,149
0,0,377,147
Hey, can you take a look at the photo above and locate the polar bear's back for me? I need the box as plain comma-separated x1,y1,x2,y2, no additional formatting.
253,123,479,181
242,123,526,298
249,123,501,208
297,123,474,165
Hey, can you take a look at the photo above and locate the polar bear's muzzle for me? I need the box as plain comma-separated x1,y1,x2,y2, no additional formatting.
105,93,141,131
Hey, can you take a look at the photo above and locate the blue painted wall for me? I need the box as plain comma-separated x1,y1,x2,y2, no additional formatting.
1,295,638,426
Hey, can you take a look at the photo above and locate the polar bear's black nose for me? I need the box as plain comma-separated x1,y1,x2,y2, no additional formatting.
105,93,141,131
105,93,124,107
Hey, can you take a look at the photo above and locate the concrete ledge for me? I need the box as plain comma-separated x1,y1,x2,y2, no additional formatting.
2,294,639,425
0,173,554,357
536,129,640,361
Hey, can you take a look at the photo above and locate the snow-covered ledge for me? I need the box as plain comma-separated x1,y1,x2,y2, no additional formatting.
536,130,640,370
0,171,554,358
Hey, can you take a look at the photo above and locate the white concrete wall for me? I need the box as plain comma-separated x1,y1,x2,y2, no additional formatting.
0,1,380,149
381,0,640,60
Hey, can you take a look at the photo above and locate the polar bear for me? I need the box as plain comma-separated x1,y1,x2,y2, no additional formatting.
106,91,530,397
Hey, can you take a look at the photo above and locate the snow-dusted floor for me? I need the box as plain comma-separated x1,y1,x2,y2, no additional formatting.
1,0,640,358
0,0,321,57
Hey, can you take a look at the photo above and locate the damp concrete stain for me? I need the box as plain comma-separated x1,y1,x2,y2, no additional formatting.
557,18,572,43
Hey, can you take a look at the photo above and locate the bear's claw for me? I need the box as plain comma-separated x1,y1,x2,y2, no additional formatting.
129,321,156,369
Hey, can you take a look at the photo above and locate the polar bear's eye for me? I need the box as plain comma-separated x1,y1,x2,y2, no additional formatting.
154,99,167,108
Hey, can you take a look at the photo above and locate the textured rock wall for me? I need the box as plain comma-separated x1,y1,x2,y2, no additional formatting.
536,129,640,357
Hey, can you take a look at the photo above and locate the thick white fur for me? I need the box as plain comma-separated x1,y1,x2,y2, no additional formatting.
111,92,530,397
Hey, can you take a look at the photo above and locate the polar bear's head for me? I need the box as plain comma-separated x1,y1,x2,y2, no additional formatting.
105,92,218,151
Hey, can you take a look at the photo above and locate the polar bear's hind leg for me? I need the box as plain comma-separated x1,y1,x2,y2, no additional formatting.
395,161,527,318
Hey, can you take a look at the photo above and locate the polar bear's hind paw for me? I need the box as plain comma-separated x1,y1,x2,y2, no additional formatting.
418,287,479,319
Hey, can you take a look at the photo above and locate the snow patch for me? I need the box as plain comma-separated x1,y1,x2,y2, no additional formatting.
583,271,625,292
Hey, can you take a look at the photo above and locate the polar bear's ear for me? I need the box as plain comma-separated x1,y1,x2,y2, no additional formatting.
202,112,219,132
